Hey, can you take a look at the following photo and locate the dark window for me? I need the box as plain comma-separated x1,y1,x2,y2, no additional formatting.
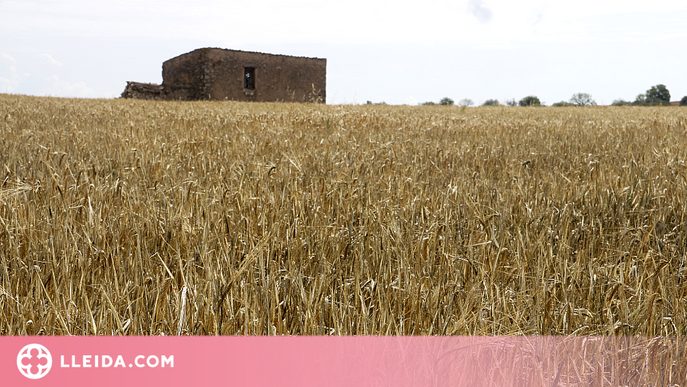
244,67,255,89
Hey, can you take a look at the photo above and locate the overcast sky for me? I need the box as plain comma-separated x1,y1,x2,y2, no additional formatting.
2,0,687,105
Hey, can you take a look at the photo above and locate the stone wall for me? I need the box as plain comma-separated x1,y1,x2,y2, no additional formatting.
161,48,326,103
120,82,164,100
159,50,206,101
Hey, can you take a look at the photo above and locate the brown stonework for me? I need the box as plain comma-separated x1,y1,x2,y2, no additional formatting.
120,82,164,100
122,48,326,103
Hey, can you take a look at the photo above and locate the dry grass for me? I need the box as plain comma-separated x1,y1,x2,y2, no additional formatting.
1,94,687,337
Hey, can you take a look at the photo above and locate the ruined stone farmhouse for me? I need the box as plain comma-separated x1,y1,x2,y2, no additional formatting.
122,48,326,103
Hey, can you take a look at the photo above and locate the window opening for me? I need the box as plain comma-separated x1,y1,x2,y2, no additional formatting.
244,67,255,89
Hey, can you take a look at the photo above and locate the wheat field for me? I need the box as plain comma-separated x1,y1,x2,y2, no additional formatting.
1,94,686,337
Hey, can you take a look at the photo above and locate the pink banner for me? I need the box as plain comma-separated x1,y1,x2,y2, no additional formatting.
2,336,685,386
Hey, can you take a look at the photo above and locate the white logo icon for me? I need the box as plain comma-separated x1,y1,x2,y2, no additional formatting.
17,344,53,379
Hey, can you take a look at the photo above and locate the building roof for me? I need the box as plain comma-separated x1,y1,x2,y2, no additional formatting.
164,47,326,64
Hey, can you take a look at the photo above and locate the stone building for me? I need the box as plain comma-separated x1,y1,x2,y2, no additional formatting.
122,48,326,103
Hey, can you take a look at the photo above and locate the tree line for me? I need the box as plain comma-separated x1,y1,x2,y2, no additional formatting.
421,84,687,107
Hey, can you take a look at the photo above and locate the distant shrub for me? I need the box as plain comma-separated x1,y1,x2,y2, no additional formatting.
681,96,687,106
632,94,647,106
421,101,436,106
552,101,575,107
440,97,454,106
519,96,541,107
482,99,500,106
505,99,517,107
459,98,474,107
612,99,633,106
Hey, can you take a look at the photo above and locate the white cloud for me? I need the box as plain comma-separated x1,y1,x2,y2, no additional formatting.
0,52,27,93
0,76,17,93
39,53,62,66
403,96,418,106
44,74,95,98
468,0,493,24
2,52,16,62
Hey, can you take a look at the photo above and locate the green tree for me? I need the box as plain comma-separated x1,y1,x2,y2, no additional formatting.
519,96,541,106
439,97,454,106
482,99,500,106
680,96,687,106
646,84,670,105
505,99,517,107
570,93,596,106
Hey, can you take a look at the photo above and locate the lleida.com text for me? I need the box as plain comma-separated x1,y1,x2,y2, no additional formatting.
60,354,174,368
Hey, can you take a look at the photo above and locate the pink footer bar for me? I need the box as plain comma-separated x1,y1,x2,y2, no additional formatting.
2,336,685,386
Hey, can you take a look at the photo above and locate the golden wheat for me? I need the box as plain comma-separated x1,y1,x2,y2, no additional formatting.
1,94,686,337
